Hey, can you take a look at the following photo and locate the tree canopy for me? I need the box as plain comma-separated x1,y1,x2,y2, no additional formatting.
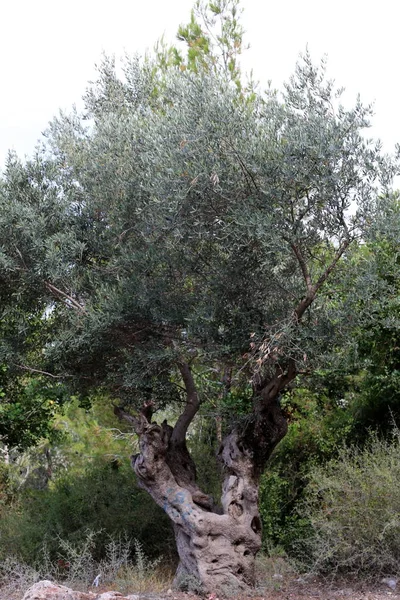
0,52,393,408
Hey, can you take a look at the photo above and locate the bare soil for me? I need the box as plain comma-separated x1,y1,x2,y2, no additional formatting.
92,576,400,600
145,579,400,600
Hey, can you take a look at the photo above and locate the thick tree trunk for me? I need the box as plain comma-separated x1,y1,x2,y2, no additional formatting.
115,358,290,594
130,415,271,594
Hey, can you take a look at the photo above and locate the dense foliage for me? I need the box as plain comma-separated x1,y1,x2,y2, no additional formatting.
0,52,392,411
0,401,174,564
300,429,400,575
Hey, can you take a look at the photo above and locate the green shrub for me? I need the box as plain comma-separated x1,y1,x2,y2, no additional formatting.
298,429,400,575
0,461,16,509
0,457,174,564
259,386,354,554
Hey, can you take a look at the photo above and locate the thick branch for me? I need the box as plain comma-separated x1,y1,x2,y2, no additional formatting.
171,362,201,444
291,242,313,293
114,403,213,510
258,358,297,402
113,405,140,428
250,240,352,469
294,293,315,323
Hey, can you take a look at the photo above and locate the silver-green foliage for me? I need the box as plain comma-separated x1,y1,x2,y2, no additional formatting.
0,50,395,406
0,532,164,596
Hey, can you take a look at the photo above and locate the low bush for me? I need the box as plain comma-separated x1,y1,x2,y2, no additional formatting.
0,532,173,599
259,385,354,555
0,457,174,564
298,429,400,575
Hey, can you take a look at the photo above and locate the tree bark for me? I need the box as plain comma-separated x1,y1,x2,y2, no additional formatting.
130,416,263,594
116,362,290,594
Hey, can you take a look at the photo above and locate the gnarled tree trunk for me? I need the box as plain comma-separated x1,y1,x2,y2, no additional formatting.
116,369,289,595
132,418,263,593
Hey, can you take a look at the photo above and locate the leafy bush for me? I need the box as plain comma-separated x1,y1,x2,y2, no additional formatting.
298,429,400,575
0,457,174,564
0,460,17,508
259,385,354,554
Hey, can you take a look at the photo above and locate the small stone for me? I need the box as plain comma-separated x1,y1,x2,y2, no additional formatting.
381,578,398,590
273,573,284,580
336,588,353,596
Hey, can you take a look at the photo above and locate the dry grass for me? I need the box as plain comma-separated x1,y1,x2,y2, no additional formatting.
103,562,174,595
1,541,399,600
0,533,175,600
0,559,174,600
0,555,41,600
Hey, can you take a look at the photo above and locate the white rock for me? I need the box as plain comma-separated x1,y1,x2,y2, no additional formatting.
22,579,139,600
22,580,93,600
381,577,398,590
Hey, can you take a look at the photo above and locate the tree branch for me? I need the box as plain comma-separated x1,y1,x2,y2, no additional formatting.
293,239,351,323
225,139,260,195
293,293,315,323
313,239,351,295
258,358,297,401
290,242,313,293
14,246,29,271
171,362,201,445
14,363,71,379
113,405,142,429
45,282,86,313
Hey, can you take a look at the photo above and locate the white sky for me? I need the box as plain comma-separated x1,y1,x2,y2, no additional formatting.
1,0,399,170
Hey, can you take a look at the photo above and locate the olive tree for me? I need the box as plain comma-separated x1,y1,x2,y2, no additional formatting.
0,24,395,592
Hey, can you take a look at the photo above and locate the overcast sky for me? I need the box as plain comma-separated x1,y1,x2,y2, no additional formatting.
1,0,399,170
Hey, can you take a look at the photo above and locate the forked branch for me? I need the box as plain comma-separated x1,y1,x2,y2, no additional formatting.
313,238,351,294
294,238,351,322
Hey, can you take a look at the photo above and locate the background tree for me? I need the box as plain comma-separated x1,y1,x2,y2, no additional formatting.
343,194,400,435
0,398,174,566
0,0,397,592
155,0,247,89
256,192,400,557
